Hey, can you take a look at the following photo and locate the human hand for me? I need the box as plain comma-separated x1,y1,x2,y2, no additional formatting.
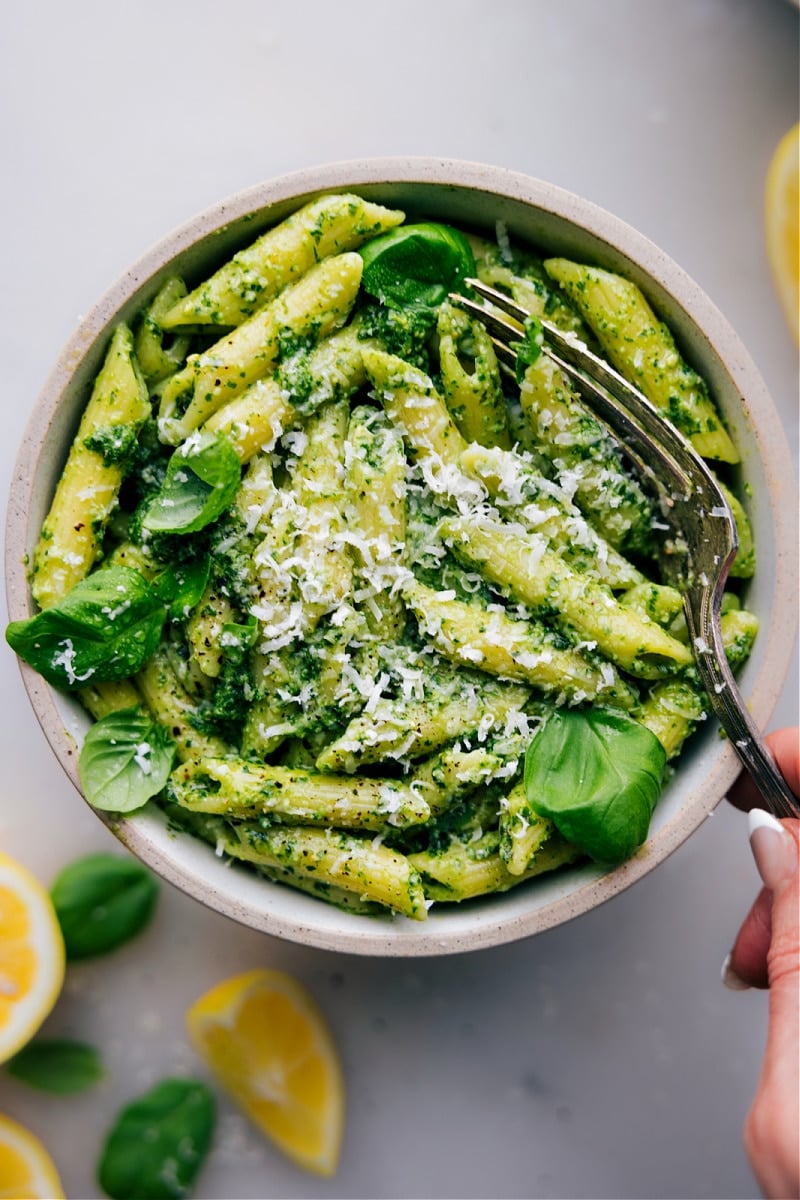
725,728,799,1200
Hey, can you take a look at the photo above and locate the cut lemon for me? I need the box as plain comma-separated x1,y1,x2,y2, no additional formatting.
186,969,344,1176
0,852,65,1064
0,1113,64,1200
765,122,799,342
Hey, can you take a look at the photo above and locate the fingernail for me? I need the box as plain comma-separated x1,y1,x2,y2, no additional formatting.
721,951,751,991
748,808,798,890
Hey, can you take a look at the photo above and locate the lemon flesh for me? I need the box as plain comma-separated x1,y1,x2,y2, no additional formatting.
187,968,345,1176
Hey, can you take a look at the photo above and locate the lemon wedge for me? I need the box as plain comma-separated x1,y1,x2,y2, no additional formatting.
0,1114,65,1200
186,969,345,1176
765,122,799,342
0,852,65,1064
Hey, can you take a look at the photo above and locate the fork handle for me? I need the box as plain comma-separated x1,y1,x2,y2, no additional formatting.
685,586,799,820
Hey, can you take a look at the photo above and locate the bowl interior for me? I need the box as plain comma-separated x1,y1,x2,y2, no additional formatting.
6,158,797,955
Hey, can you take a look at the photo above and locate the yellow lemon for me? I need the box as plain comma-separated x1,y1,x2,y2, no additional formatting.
186,969,344,1176
0,852,65,1064
0,1114,65,1200
765,122,799,342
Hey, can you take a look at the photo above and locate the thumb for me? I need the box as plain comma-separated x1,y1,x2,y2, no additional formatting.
742,811,800,1200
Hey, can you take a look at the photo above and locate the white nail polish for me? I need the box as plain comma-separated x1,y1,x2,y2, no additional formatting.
747,808,785,839
721,952,751,991
748,807,797,891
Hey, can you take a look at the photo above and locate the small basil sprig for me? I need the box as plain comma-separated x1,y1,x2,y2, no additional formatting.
359,222,476,312
219,614,258,658
6,1039,105,1094
153,559,211,621
142,431,241,534
5,565,165,689
50,853,160,960
524,707,666,864
98,1078,215,1200
79,708,177,813
515,315,544,384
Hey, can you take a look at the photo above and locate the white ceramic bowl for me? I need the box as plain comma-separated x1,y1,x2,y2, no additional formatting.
6,158,797,956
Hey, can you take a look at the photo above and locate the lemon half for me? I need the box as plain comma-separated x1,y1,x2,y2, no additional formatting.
0,1114,65,1200
0,852,65,1064
765,123,800,343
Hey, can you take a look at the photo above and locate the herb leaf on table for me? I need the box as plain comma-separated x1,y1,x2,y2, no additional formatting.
98,1078,215,1200
6,1038,105,1094
50,853,160,960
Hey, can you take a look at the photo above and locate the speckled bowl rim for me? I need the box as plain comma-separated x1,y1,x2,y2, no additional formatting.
5,157,798,956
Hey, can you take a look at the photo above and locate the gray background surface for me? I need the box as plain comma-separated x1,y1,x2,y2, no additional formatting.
0,2,797,1197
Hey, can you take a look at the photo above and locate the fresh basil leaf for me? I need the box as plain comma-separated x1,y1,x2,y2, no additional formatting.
51,853,160,960
359,223,476,312
5,565,165,690
98,1078,215,1200
219,615,258,662
142,431,241,534
515,316,544,384
524,707,666,864
79,708,177,813
6,1039,105,1094
153,559,212,621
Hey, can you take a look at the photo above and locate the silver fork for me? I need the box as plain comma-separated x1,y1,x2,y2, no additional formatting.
453,277,799,819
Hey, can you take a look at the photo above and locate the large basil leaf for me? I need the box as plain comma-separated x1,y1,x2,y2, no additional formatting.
142,431,241,534
5,565,165,689
359,223,476,312
79,708,177,813
6,1039,105,1094
50,853,160,960
98,1078,215,1200
524,707,666,864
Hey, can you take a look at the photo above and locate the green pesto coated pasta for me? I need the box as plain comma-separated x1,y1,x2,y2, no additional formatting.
158,253,363,444
437,301,511,448
170,756,430,830
402,577,635,707
225,822,428,920
442,516,694,679
543,258,739,463
32,324,150,610
8,192,760,927
161,194,404,329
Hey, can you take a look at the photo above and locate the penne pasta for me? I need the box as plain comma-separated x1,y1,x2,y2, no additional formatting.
158,253,363,444
160,194,404,329
224,823,428,920
8,192,760,924
170,757,431,830
31,324,150,609
543,258,739,463
442,515,693,679
437,301,511,448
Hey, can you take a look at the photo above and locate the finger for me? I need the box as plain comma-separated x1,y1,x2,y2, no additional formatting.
727,728,800,813
726,886,772,989
742,813,800,1199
